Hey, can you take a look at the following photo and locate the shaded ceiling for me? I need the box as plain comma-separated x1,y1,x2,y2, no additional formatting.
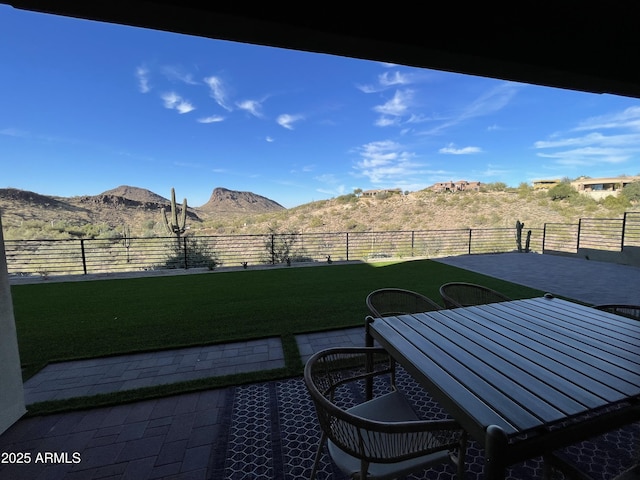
4,1,640,100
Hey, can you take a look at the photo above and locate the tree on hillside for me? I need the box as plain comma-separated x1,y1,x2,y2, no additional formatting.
621,182,640,203
548,181,577,201
481,182,508,192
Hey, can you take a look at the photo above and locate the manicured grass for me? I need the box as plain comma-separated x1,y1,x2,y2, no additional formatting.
12,259,544,382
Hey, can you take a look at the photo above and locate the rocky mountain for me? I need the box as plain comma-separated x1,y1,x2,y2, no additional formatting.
1,184,631,241
0,186,285,235
199,187,285,215
98,186,170,204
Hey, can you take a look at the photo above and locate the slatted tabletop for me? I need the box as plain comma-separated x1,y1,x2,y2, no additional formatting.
367,296,640,479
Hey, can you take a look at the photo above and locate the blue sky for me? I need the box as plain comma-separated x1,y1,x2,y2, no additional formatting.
2,6,640,209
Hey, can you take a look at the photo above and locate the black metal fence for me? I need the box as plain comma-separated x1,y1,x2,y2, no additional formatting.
3,212,639,277
541,211,640,254
4,227,536,277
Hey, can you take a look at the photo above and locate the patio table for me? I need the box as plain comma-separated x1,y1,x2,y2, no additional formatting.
365,295,640,479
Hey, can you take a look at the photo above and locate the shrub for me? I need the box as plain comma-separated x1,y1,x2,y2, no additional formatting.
621,182,640,203
601,194,630,211
262,225,299,264
335,193,358,204
162,237,219,270
548,182,577,201
481,182,508,192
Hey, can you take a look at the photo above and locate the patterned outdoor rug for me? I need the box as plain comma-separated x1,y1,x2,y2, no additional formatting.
210,369,639,479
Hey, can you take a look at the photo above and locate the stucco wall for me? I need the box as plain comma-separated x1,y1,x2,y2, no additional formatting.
0,214,26,434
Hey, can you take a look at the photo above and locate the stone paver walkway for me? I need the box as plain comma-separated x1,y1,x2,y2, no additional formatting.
23,329,366,406
24,338,285,405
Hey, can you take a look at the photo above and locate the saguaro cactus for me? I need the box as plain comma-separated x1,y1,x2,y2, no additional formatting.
515,220,524,252
516,219,532,253
161,188,188,239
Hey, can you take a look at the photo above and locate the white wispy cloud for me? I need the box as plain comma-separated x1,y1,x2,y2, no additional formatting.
204,76,232,111
176,103,195,114
574,106,640,131
354,140,422,184
197,115,224,124
265,136,275,143
534,132,640,149
375,116,400,127
316,173,348,197
534,106,640,168
356,84,379,94
237,99,264,118
135,66,151,93
277,114,303,130
378,71,411,87
421,82,521,135
439,143,483,154
374,89,412,116
372,89,415,127
536,147,631,165
161,65,199,85
0,128,29,137
357,70,421,93
480,165,510,177
161,92,195,114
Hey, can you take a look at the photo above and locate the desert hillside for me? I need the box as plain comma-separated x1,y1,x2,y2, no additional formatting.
202,189,626,236
0,184,633,240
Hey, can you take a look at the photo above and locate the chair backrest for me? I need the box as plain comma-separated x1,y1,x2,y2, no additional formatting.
439,282,511,308
366,288,441,317
593,304,640,321
304,347,461,465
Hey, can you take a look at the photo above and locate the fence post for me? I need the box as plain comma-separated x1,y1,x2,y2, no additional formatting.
576,219,582,251
621,212,627,251
183,237,188,269
271,234,275,265
80,239,87,275
411,231,415,257
542,224,547,253
345,233,349,261
468,229,472,255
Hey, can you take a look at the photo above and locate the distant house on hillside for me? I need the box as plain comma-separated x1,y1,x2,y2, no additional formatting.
361,188,403,197
532,179,561,190
431,180,481,193
570,175,640,200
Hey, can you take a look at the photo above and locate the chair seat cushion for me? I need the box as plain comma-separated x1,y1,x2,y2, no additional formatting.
328,391,450,479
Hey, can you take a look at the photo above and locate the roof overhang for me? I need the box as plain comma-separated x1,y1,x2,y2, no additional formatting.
4,1,640,99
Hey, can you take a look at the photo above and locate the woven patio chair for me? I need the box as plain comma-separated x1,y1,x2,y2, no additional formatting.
304,347,467,480
593,304,640,321
439,282,511,308
366,288,442,318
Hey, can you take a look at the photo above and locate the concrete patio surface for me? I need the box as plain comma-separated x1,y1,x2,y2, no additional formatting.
434,252,640,305
1,252,638,479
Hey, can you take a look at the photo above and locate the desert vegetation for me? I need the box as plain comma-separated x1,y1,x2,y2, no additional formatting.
196,183,637,237
1,182,638,241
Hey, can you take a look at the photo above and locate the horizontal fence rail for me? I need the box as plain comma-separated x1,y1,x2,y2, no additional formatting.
622,212,640,247
578,218,624,251
542,223,579,254
5,227,537,277
3,212,639,278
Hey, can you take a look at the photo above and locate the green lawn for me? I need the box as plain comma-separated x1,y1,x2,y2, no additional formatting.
12,259,545,382
12,259,549,415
